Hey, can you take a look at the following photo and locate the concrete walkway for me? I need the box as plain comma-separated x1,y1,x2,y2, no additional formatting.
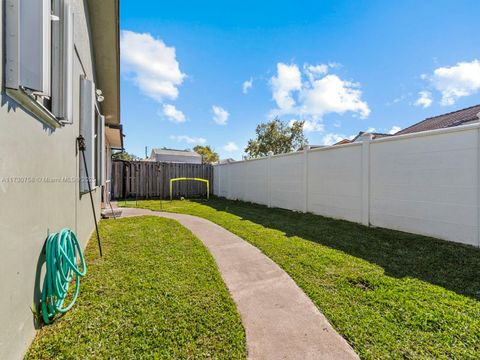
120,207,358,360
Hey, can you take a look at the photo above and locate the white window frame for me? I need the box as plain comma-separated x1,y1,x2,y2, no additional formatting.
97,114,106,186
4,0,74,128
19,0,51,95
80,77,96,193
52,0,74,124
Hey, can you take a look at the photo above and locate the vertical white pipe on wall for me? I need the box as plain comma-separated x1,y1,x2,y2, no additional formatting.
361,138,371,226
213,165,222,196
220,165,223,196
228,164,232,199
477,127,480,247
303,145,310,213
267,154,272,208
245,161,249,201
221,165,225,197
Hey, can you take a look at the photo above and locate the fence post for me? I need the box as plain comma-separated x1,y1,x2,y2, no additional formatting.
477,127,480,247
213,165,217,196
227,164,232,200
361,138,371,226
303,145,310,213
267,153,272,208
218,164,222,197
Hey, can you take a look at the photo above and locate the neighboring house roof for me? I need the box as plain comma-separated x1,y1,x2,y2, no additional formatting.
299,145,326,150
332,105,480,146
395,104,480,135
334,132,391,145
351,132,391,142
216,158,235,164
149,149,203,163
333,139,352,146
151,149,202,158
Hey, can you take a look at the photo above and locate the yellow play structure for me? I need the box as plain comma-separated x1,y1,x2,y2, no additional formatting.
169,177,210,200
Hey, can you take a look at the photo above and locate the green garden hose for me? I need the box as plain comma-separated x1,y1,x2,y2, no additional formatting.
41,228,87,324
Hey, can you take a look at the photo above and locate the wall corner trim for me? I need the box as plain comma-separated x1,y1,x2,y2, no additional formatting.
361,139,371,226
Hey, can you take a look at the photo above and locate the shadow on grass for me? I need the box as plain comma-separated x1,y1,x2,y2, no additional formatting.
198,198,480,301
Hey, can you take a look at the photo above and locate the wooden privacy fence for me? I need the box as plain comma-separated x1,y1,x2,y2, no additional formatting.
112,161,214,200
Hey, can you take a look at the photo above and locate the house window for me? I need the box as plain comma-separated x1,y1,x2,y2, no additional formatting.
80,77,106,192
4,0,74,127
52,0,74,123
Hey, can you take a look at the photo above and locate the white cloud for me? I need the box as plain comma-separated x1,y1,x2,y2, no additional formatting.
242,78,253,94
170,135,206,145
414,91,433,108
425,59,480,106
121,30,185,102
212,105,229,125
223,142,239,152
288,118,324,132
270,63,302,111
300,75,370,119
303,120,324,132
366,127,376,133
304,63,329,81
388,125,401,134
269,62,370,121
321,132,357,145
162,104,186,123
389,93,408,105
321,133,348,146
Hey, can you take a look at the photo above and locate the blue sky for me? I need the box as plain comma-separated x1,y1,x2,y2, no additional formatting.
120,0,480,159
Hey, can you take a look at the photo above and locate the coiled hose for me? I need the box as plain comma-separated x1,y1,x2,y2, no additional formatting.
41,228,87,324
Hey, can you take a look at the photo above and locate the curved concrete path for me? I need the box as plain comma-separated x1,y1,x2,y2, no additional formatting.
120,207,358,360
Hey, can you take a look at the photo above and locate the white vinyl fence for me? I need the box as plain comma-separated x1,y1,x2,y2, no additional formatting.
214,123,480,247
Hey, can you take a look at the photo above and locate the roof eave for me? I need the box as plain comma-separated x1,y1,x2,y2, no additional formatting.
86,0,120,127
106,124,124,150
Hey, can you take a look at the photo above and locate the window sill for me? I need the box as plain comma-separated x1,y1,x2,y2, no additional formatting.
6,88,63,129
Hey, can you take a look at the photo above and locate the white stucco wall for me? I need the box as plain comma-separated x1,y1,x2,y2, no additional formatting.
369,127,478,246
270,152,304,211
214,124,480,248
308,144,363,223
243,158,269,206
213,163,227,198
0,1,105,358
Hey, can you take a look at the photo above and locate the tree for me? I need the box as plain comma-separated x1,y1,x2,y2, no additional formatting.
112,151,140,161
245,118,307,158
193,145,219,164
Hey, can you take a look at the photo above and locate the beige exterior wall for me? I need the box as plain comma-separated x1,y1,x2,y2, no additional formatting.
0,1,107,358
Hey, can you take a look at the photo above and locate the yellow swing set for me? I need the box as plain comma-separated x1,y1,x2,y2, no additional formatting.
169,177,210,201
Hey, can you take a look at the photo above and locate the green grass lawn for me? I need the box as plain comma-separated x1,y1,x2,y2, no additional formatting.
26,216,246,359
120,198,480,359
